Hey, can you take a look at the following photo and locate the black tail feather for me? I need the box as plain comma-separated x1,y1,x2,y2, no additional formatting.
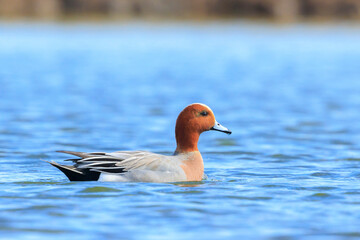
48,161,100,181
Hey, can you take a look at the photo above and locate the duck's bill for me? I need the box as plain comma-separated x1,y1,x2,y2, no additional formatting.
211,120,232,135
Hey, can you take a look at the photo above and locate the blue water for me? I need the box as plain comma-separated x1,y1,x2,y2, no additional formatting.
1,22,360,240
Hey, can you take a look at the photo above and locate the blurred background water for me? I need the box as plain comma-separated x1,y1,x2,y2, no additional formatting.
1,22,360,239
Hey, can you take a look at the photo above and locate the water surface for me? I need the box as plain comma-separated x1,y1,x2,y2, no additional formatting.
0,22,360,239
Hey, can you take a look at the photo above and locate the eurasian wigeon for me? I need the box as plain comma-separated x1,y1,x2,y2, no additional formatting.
49,103,231,182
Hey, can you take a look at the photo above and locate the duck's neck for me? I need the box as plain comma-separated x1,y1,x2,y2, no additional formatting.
175,127,200,154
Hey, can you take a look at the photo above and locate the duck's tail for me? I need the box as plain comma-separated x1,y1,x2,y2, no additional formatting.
47,161,100,181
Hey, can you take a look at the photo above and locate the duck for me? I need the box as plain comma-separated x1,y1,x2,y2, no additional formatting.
48,103,231,182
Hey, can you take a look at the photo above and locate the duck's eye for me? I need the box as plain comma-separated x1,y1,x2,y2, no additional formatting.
200,111,208,117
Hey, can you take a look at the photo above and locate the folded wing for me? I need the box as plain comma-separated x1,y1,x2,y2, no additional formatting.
49,150,181,182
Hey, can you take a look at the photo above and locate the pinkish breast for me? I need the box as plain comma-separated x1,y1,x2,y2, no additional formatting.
180,151,204,181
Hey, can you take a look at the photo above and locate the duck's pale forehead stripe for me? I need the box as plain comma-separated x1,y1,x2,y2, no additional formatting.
186,103,212,111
